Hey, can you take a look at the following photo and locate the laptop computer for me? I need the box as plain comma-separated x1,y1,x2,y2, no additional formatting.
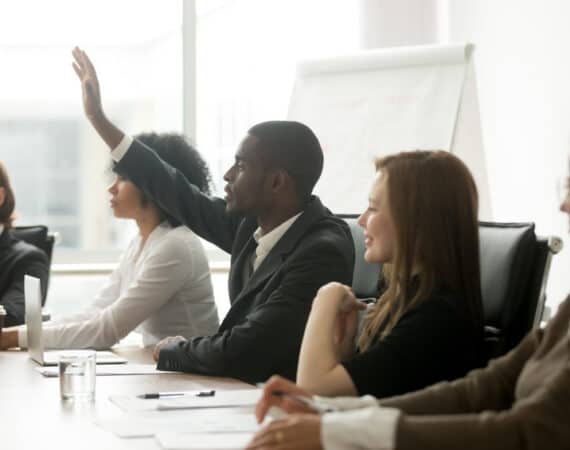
25,275,127,366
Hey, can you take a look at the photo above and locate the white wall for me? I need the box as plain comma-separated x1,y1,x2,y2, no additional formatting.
358,0,569,312
447,0,569,311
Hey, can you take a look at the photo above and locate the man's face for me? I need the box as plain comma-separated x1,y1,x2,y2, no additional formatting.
223,135,269,214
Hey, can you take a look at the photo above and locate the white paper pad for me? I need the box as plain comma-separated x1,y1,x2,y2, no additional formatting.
96,407,260,438
157,389,261,410
35,364,167,377
155,431,253,450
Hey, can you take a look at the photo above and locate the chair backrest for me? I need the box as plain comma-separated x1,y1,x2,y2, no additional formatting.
339,215,381,300
12,225,55,266
479,221,561,360
12,225,56,302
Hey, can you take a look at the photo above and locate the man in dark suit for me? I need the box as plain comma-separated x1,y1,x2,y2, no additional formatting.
72,47,354,383
0,161,49,327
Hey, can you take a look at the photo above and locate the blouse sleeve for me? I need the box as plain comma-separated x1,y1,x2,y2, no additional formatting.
41,234,194,349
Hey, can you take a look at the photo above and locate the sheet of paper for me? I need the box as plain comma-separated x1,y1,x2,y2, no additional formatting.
155,431,254,450
96,407,260,438
157,389,261,411
109,386,210,413
35,364,168,377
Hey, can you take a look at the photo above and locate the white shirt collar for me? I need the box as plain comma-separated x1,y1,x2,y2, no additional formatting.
252,212,302,271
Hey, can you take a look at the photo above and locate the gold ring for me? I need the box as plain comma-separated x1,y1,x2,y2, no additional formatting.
275,430,284,443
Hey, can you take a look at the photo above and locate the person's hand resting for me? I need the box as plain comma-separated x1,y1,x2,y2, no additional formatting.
246,414,322,450
153,335,186,361
255,375,317,424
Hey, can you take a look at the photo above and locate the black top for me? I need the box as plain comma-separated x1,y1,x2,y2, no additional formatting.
115,138,355,383
0,228,49,326
343,286,482,398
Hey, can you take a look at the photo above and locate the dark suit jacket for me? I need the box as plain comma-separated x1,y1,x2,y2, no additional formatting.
115,139,355,383
0,228,49,326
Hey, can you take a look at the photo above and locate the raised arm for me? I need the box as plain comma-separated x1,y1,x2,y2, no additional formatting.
71,47,124,150
71,47,240,249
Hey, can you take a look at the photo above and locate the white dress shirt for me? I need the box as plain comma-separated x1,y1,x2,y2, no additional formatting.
318,396,400,450
19,223,219,349
252,213,302,271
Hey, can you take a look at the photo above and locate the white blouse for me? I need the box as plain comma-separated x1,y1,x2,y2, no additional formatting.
20,223,219,349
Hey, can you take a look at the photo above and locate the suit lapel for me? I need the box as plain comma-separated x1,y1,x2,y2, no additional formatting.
230,196,327,305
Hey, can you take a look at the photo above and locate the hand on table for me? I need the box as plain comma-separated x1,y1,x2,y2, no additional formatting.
246,414,322,450
153,335,186,361
0,328,19,350
255,375,317,424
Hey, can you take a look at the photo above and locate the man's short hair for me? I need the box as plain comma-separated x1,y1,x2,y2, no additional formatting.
248,121,323,202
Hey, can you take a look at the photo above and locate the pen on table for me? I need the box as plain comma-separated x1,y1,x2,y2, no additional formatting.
270,390,335,414
137,389,216,399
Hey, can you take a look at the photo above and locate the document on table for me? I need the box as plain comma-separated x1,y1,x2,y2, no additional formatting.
35,364,167,377
96,406,260,438
157,389,261,410
155,431,254,450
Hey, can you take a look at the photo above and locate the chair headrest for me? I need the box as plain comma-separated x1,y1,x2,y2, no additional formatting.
479,222,536,327
342,217,382,299
12,225,49,250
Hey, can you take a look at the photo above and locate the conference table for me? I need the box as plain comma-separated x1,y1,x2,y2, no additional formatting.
0,346,254,449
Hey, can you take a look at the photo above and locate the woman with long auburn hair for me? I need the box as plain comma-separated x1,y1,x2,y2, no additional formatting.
245,157,570,450
295,150,484,398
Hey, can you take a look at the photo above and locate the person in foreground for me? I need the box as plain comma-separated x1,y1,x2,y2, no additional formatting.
296,151,484,398
247,167,570,450
71,47,354,382
0,161,49,326
0,133,219,350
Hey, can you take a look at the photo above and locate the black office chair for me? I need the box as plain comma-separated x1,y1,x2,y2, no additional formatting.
12,225,56,305
339,215,382,300
479,222,562,361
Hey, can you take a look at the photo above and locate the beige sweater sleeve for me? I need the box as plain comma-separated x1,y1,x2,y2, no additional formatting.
394,363,570,450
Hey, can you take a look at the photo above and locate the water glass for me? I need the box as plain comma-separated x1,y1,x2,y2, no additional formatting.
59,350,96,400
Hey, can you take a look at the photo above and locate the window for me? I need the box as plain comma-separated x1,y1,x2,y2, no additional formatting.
195,0,359,192
1,0,358,262
0,0,183,256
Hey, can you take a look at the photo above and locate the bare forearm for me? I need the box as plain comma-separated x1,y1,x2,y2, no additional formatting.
88,112,124,150
297,299,341,389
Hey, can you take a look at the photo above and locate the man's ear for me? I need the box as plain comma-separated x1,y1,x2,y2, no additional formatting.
270,169,290,193
0,187,5,207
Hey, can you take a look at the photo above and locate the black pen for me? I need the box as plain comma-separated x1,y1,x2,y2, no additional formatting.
137,389,216,399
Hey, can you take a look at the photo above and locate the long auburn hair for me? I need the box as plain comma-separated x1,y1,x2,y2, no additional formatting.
0,161,16,229
357,151,483,351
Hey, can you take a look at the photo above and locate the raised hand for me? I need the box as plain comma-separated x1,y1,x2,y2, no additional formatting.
70,46,124,150
255,375,316,424
72,47,103,121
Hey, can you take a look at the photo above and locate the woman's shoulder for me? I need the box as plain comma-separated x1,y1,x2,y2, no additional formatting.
149,225,204,257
